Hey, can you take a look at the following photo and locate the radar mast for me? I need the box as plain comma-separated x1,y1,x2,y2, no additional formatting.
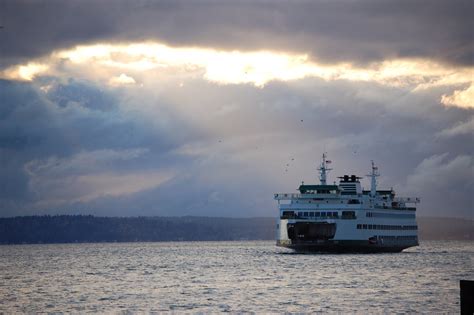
366,160,380,197
318,153,332,185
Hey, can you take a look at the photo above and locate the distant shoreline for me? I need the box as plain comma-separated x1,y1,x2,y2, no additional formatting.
0,215,472,245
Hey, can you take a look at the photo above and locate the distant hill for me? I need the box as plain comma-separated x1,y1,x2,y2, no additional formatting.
0,215,472,244
0,215,275,244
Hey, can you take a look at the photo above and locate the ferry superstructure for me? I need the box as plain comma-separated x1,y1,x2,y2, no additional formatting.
275,154,419,252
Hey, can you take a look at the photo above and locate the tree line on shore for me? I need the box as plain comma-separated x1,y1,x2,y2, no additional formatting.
0,215,472,244
0,215,275,244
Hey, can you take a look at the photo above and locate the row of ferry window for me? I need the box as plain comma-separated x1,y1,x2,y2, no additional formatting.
366,212,415,219
294,199,361,204
281,211,357,219
357,224,418,230
298,211,339,218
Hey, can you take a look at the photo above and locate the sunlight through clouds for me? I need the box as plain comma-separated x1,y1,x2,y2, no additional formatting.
1,63,49,81
441,85,474,109
1,41,473,108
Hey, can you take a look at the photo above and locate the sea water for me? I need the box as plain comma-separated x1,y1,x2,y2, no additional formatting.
0,240,472,313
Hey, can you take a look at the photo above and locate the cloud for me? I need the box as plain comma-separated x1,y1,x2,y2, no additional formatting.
22,148,173,208
1,63,49,81
441,85,474,109
0,79,197,215
2,0,473,69
24,148,149,178
437,117,474,138
0,44,472,219
2,42,472,108
406,154,474,219
109,73,136,86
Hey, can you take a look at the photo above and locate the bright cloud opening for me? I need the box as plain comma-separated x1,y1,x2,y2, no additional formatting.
441,85,474,109
109,73,136,86
1,63,49,81
1,41,473,108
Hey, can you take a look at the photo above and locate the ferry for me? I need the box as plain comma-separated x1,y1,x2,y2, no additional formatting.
275,154,419,253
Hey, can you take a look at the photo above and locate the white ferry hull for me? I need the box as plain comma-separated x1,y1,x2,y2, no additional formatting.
276,213,419,253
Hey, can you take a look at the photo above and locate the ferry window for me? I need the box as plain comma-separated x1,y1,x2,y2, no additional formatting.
282,211,295,219
298,212,302,217
341,211,356,219
309,212,314,217
363,224,367,229
304,212,308,217
368,225,372,230
357,224,361,229
321,212,326,217
333,212,338,217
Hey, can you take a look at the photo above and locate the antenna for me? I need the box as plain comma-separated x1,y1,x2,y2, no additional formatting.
366,160,380,197
318,153,332,185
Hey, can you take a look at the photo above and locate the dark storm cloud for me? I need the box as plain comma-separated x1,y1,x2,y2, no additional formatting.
2,0,473,68
0,79,201,215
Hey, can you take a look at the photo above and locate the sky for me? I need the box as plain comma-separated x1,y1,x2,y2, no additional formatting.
0,0,472,219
